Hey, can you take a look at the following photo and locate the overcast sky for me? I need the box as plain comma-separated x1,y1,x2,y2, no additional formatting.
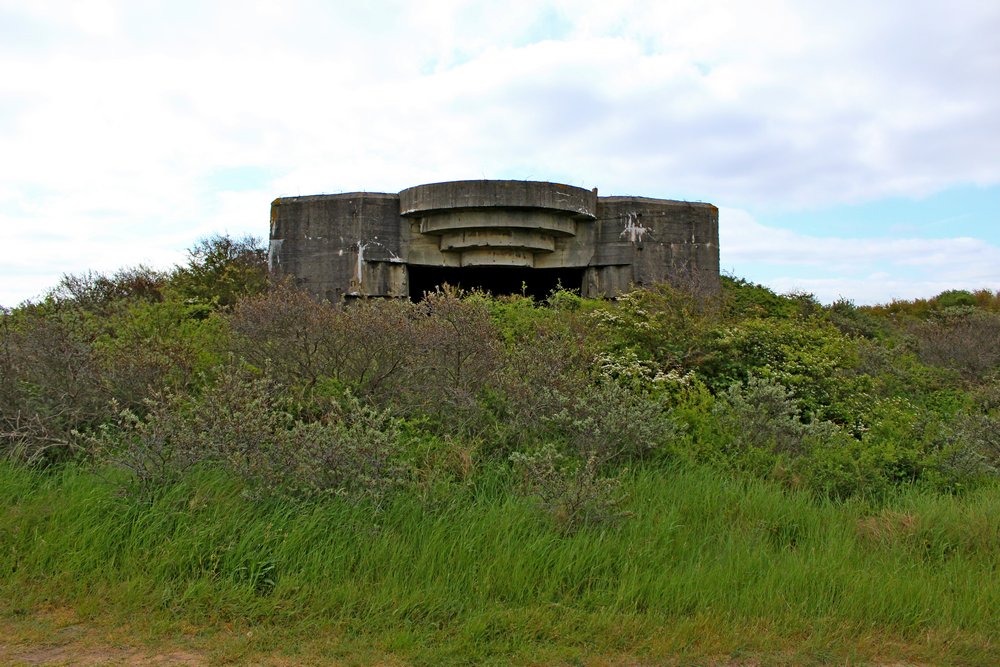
2,0,999,306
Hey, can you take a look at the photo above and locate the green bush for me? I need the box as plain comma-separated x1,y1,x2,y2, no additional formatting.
589,283,717,369
93,297,226,409
97,366,404,503
906,309,1000,380
482,319,595,452
0,303,106,463
700,316,873,428
49,265,167,313
510,444,628,534
720,276,803,319
933,289,977,310
169,234,268,309
542,380,682,465
826,298,886,339
712,377,809,457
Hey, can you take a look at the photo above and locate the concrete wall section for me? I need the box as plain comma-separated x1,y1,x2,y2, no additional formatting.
269,193,405,300
594,197,720,293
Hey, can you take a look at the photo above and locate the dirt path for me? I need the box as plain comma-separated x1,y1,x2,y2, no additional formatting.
0,607,208,667
1,643,206,666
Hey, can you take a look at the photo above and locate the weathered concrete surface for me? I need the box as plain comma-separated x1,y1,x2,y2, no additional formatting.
270,180,719,300
591,197,720,295
400,180,597,218
270,193,406,301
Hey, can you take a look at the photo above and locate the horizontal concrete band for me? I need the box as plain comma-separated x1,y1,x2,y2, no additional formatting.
439,229,556,253
400,180,597,219
458,248,536,268
418,210,579,237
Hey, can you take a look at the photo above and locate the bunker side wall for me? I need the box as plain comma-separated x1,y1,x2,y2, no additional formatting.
269,193,404,302
588,198,720,297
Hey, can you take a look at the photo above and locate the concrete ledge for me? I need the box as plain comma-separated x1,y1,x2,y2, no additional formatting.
598,195,717,211
272,192,399,206
419,210,578,237
400,180,597,219
439,229,556,253
459,248,535,267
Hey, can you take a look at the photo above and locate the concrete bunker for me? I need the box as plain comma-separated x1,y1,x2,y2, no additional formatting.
268,180,720,301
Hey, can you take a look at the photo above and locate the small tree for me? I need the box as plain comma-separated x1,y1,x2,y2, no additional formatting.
170,234,268,308
228,281,346,392
50,266,166,313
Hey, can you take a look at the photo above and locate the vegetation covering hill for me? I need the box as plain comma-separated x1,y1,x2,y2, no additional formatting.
1,235,999,665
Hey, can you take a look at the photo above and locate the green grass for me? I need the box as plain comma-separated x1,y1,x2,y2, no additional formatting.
2,460,998,665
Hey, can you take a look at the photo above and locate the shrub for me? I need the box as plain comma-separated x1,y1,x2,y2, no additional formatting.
712,377,808,457
93,298,226,410
487,323,594,451
397,288,502,424
50,266,167,313
545,286,585,312
228,281,346,392
720,276,801,320
544,380,682,465
234,286,502,433
169,234,268,309
239,397,404,504
942,414,1000,481
589,282,717,369
831,398,948,496
826,298,886,339
0,304,106,463
337,297,422,398
795,433,890,500
511,444,628,535
695,377,934,499
907,309,1000,380
99,366,404,503
593,348,698,402
701,317,872,427
932,289,977,310
97,368,289,497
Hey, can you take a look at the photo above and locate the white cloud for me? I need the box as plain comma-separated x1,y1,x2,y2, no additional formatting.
1,0,998,304
720,207,1000,304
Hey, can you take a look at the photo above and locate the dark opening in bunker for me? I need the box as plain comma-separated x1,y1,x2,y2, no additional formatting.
407,265,585,301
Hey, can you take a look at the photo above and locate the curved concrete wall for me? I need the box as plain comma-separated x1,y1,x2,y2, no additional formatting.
399,180,597,219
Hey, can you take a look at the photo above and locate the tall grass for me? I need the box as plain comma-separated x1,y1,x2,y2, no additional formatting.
2,460,997,664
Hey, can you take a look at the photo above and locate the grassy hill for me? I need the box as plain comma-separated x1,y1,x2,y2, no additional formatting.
2,235,998,664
